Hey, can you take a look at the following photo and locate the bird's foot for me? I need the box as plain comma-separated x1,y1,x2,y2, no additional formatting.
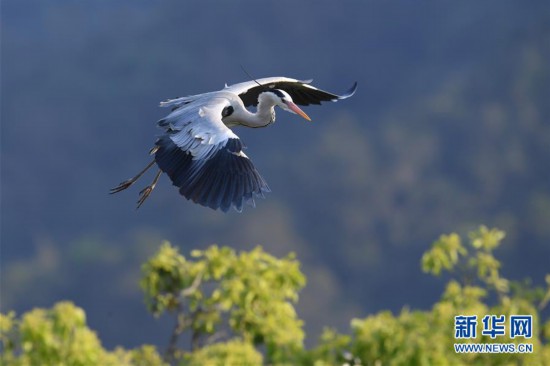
109,159,157,195
136,170,162,209
137,185,154,209
110,179,135,194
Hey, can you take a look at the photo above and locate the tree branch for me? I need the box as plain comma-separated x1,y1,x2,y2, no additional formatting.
164,271,204,365
182,271,203,297
205,330,227,346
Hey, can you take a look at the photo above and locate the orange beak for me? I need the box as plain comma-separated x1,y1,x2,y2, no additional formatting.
287,101,312,121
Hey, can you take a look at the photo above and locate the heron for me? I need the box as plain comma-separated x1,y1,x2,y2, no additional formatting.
110,77,357,212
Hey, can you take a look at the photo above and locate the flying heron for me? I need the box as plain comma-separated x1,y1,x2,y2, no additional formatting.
110,77,357,212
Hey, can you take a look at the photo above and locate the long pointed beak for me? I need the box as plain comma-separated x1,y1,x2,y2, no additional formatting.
287,101,312,121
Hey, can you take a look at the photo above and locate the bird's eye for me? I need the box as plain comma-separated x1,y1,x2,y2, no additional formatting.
222,105,234,118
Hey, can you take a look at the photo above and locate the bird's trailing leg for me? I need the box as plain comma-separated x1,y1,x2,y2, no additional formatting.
110,160,156,194
137,169,162,209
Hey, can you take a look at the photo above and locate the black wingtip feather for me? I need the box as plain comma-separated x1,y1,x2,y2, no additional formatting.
339,82,358,100
154,136,269,212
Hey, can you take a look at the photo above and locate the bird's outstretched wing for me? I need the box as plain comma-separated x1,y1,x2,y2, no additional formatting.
225,77,358,107
155,93,270,212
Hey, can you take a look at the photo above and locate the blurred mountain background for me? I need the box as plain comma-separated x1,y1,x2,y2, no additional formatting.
2,0,549,349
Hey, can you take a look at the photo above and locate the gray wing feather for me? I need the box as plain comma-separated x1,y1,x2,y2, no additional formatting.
155,92,269,212
158,94,239,159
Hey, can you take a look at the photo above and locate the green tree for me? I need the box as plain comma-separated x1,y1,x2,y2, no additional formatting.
2,227,549,365
309,226,550,365
0,302,165,366
140,242,305,364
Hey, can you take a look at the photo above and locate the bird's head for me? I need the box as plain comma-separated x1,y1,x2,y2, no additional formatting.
268,89,311,121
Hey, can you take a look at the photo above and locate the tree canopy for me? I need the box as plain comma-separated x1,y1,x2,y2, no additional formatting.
2,226,549,365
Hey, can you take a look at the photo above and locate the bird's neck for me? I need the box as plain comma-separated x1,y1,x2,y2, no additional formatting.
233,93,277,128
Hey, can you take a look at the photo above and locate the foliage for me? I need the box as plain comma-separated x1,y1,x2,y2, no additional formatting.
310,226,550,365
422,226,509,293
183,340,263,366
2,228,549,365
140,242,305,364
0,302,165,366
